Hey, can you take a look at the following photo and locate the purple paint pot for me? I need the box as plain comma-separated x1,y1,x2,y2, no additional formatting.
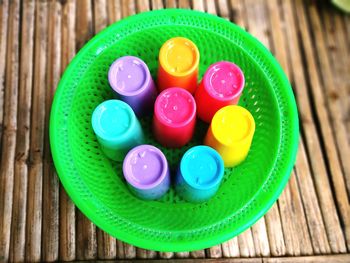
108,56,157,116
123,145,170,200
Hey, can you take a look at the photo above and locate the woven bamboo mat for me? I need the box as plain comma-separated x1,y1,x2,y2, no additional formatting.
0,0,349,262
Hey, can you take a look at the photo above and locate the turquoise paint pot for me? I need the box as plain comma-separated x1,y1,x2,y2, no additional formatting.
176,145,224,202
91,99,143,161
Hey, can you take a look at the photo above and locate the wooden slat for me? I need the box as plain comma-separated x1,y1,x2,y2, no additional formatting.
205,0,216,14
264,205,286,256
278,188,298,256
343,15,350,46
221,237,240,258
59,0,77,261
76,213,97,260
9,0,35,262
281,172,314,255
59,190,76,261
25,1,49,261
97,228,117,260
321,0,350,198
116,239,125,259
136,247,157,259
147,249,158,259
0,0,19,261
281,0,346,253
0,0,9,145
192,0,205,12
265,0,290,78
216,0,230,20
190,249,206,259
165,0,177,8
295,139,331,254
94,0,108,33
121,0,136,16
243,0,270,45
159,251,175,259
75,0,93,50
294,0,350,249
206,245,222,259
229,0,247,28
136,248,149,259
42,1,62,261
123,241,136,259
0,0,5,226
150,0,164,10
320,2,350,119
175,251,191,259
178,0,191,9
238,228,255,257
107,0,122,24
136,0,150,12
328,5,350,176
251,218,270,257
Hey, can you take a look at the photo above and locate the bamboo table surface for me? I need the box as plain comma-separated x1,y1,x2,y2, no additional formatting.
0,0,349,262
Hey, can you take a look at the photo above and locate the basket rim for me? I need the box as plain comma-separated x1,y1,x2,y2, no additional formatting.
50,9,299,252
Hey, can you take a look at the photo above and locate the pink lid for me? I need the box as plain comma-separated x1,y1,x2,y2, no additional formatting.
203,61,245,101
154,87,196,128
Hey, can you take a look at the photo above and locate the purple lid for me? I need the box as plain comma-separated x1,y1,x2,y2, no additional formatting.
123,145,168,190
108,56,151,96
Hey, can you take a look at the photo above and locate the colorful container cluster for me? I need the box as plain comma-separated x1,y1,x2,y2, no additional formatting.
92,37,255,202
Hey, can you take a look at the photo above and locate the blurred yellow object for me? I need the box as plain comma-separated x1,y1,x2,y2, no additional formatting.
204,105,255,167
332,0,350,13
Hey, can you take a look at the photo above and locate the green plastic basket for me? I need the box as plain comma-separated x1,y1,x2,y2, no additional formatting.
50,9,298,252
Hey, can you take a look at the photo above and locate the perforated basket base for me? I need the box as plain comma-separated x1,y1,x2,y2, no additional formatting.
50,9,298,252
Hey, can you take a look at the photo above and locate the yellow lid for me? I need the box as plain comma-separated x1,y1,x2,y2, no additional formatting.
211,105,255,146
159,37,199,77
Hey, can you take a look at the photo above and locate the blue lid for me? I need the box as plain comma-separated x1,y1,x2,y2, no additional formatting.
91,100,135,142
180,146,224,190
